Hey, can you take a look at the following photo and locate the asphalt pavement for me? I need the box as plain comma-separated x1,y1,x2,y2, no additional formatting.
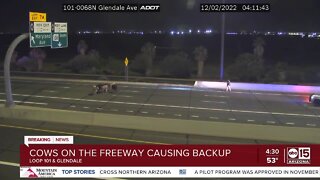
0,78,319,128
1,117,293,179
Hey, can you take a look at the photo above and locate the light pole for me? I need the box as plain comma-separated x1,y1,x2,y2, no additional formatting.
219,0,226,81
4,33,28,107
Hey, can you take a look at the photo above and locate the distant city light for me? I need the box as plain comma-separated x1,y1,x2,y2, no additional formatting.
226,32,238,35
205,29,212,34
74,29,320,39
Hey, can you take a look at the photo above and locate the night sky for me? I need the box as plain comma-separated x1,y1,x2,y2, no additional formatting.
1,0,320,33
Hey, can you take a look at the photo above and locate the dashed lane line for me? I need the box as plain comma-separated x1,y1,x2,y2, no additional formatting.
0,99,47,106
204,95,227,98
266,121,276,124
121,90,140,93
1,93,319,119
286,122,295,125
43,90,56,93
201,100,226,104
209,117,219,119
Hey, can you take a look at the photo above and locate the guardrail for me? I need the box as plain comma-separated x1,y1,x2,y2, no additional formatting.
195,81,320,94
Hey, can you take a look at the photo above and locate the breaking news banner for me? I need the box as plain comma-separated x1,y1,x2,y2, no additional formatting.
62,4,160,12
20,136,320,178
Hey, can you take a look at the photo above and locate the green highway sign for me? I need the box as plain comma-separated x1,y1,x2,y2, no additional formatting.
51,22,68,48
30,33,52,47
29,22,52,48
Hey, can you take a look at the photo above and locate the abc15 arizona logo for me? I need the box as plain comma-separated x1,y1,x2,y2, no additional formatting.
286,147,311,164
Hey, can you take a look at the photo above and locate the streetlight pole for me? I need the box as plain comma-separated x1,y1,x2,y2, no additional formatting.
219,0,226,81
4,33,28,107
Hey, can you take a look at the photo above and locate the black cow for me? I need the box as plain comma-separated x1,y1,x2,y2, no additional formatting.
92,83,118,94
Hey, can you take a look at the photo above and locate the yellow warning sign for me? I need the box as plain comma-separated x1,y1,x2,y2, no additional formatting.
124,57,129,66
29,12,46,22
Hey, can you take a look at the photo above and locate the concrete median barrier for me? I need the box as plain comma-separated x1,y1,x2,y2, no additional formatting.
195,81,320,94
0,104,319,143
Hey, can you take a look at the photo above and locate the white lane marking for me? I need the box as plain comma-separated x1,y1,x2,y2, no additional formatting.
202,100,226,104
0,99,47,105
247,119,255,122
174,114,182,117
0,160,19,167
70,105,76,108
111,109,118,112
133,86,149,89
3,93,320,118
141,111,148,114
121,90,140,93
204,95,227,98
219,90,306,97
209,116,219,119
266,121,275,124
61,86,70,89
44,90,56,93
126,110,134,113
83,106,89,109
231,91,247,94
286,122,295,125
306,124,316,127
96,107,103,110
191,115,199,118
112,95,132,98
157,112,165,115
228,118,236,121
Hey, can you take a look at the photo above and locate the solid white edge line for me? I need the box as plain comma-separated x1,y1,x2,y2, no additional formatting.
0,160,19,167
0,99,47,106
1,92,318,118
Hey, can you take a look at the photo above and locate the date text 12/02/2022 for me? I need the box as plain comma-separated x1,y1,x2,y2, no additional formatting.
200,4,270,12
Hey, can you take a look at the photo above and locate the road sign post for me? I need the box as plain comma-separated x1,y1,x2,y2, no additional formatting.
124,57,129,81
51,22,68,48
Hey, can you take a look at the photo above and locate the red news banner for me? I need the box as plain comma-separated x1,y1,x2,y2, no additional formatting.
20,144,320,166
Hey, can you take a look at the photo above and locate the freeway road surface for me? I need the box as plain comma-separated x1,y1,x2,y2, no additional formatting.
0,117,295,180
0,78,319,128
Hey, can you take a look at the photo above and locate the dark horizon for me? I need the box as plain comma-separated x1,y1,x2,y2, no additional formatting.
1,0,320,33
